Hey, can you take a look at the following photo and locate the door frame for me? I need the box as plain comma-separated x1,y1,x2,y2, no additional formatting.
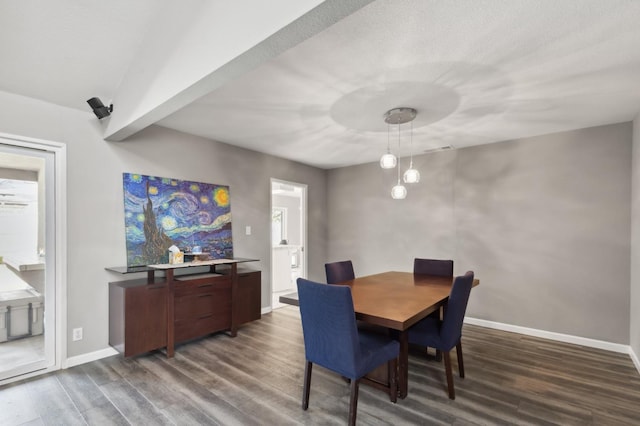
0,131,67,385
270,178,307,308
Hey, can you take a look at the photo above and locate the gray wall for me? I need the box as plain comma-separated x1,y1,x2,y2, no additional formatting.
631,114,640,358
328,122,632,344
0,90,327,358
327,151,457,275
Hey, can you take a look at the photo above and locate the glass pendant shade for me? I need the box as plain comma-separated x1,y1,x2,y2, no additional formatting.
380,152,397,169
391,182,407,199
403,164,420,183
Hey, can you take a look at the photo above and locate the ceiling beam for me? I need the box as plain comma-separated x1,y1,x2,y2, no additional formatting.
104,0,374,141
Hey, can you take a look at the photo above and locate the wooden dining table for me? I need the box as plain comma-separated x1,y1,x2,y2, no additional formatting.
280,271,480,399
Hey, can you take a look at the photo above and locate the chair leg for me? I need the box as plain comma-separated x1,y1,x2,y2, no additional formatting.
456,341,465,378
435,349,442,362
348,379,359,426
443,350,455,400
388,357,398,403
302,361,312,410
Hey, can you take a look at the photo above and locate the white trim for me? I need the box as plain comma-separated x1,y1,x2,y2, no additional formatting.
262,306,272,315
0,364,60,386
64,347,118,369
0,131,65,151
630,346,640,374
269,178,308,311
56,143,68,374
465,317,630,354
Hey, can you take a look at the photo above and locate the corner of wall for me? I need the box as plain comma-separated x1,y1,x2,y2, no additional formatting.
631,115,640,363
630,344,640,375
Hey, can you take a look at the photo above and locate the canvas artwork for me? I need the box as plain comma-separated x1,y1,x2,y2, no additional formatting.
122,173,233,266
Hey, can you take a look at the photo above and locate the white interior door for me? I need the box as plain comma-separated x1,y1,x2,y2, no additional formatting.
270,179,307,308
0,135,63,383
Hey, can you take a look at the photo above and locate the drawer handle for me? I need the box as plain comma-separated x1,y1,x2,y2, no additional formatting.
198,284,213,288
198,314,213,319
197,294,212,298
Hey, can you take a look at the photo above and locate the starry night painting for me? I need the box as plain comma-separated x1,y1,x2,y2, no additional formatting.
122,173,233,266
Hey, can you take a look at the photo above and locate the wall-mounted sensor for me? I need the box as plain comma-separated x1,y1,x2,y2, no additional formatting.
86,97,113,119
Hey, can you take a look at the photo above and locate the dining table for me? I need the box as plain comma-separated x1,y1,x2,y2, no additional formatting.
279,271,480,399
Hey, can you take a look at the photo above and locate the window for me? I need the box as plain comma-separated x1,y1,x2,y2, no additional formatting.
272,207,287,245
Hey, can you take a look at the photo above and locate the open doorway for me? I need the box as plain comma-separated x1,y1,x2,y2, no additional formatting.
270,179,307,308
0,134,64,384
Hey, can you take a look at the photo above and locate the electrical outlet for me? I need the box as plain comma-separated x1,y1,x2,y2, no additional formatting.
72,327,83,341
245,226,251,235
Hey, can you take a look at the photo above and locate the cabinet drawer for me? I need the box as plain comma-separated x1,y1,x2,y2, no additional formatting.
174,291,226,321
174,313,231,342
173,282,231,342
174,276,231,297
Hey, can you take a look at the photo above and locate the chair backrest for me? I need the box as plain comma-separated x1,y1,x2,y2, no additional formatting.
413,258,454,276
297,278,360,377
440,271,474,349
325,260,355,284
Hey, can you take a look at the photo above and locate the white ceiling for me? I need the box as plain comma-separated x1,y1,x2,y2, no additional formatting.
2,0,640,169
0,0,157,114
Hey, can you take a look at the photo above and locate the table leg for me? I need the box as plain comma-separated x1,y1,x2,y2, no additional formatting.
398,330,408,399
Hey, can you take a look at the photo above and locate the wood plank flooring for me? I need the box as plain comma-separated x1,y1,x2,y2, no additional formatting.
1,306,639,425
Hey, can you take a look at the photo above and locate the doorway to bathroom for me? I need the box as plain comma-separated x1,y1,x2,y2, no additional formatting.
270,179,307,308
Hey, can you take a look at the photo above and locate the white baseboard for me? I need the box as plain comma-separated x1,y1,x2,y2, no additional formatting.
464,317,630,354
262,306,272,314
60,320,640,376
63,346,118,369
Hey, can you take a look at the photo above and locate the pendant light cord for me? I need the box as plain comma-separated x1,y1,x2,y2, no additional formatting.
387,120,391,153
409,120,413,168
397,119,401,183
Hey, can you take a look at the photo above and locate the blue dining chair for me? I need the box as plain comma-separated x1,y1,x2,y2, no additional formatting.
413,258,454,276
297,278,399,425
325,260,355,284
413,258,455,359
408,271,474,400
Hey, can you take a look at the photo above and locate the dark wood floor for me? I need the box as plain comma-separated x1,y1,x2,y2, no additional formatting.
1,306,639,425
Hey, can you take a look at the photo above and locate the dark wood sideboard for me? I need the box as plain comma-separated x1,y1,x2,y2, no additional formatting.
108,259,260,358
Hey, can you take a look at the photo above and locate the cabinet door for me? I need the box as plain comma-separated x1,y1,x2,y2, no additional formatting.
124,284,167,357
237,271,261,325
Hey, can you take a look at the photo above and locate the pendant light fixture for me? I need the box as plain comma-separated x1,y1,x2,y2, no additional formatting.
384,107,417,199
379,121,397,169
391,157,407,200
403,119,420,183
